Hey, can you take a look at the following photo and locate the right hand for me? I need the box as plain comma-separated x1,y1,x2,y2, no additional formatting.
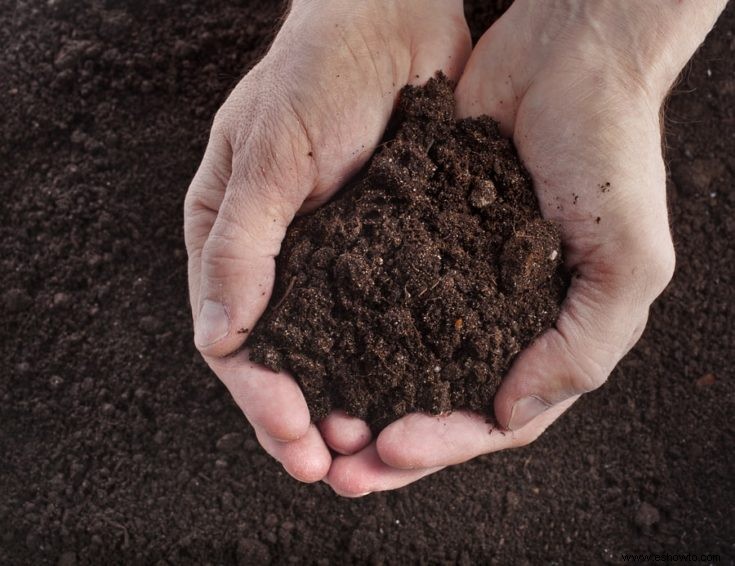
184,0,471,483
325,0,724,496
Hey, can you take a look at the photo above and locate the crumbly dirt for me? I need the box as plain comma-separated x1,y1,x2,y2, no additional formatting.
249,75,566,430
1,1,733,564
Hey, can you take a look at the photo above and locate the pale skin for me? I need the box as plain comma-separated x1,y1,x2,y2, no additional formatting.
184,0,727,495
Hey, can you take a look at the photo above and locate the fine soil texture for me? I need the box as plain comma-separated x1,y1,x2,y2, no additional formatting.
1,1,733,565
249,75,565,430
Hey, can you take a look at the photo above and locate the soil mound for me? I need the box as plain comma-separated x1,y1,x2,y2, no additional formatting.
249,74,567,430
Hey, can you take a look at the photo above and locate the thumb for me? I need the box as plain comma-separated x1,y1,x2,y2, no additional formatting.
189,132,315,359
453,23,525,135
494,245,675,431
194,196,288,357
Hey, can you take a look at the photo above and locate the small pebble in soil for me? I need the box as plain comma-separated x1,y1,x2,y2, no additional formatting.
634,502,661,528
216,432,245,452
695,372,716,387
139,315,163,335
53,292,71,307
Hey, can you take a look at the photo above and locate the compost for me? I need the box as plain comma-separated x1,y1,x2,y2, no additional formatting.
249,74,566,430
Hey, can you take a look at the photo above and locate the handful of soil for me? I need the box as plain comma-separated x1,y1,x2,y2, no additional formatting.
249,74,566,431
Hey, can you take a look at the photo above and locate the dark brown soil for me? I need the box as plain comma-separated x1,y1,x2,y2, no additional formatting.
1,1,733,565
249,75,565,430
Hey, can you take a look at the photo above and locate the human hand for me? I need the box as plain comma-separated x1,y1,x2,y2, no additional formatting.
184,0,471,482
325,0,725,495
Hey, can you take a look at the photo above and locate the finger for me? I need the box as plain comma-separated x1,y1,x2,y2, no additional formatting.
192,178,295,357
454,25,522,134
496,253,673,431
253,423,331,484
318,411,372,455
408,3,472,85
192,117,317,358
377,400,576,470
213,350,311,442
326,444,443,498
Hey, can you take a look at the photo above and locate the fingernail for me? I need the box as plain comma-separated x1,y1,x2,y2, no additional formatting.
194,299,229,348
508,396,551,431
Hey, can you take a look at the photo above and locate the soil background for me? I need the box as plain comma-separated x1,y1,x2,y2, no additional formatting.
1,1,733,564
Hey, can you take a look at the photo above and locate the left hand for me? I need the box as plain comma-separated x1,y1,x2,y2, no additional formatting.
325,0,698,496
184,0,472,484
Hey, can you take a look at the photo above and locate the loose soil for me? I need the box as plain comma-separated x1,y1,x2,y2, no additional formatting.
1,1,733,565
249,75,565,430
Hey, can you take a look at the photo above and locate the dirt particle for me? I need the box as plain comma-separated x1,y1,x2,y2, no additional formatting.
139,315,163,335
695,372,716,386
53,39,94,70
264,513,278,528
634,502,660,528
53,292,71,307
216,432,245,452
468,178,497,209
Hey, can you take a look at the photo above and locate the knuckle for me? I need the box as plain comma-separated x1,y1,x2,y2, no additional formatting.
566,346,610,394
200,220,249,266
646,240,676,294
211,79,262,143
221,101,317,205
573,366,609,394
556,312,615,394
183,190,201,218
563,339,611,393
625,235,676,299
207,66,320,206
215,71,285,150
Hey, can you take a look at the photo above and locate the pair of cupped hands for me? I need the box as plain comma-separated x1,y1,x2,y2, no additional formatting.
184,0,680,496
